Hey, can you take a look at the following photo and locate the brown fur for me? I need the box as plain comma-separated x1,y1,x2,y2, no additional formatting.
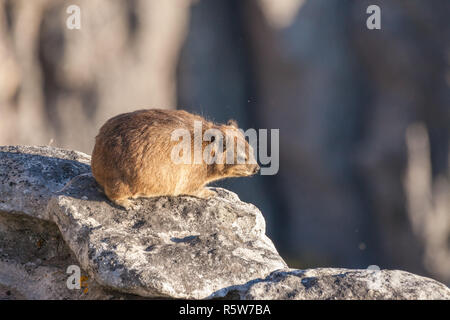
91,109,259,209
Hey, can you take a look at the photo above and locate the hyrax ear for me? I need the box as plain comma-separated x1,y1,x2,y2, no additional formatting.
227,119,238,128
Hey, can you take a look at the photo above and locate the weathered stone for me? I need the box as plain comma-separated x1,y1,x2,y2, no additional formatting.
0,146,90,220
1,146,449,300
48,174,287,299
0,210,144,300
217,268,450,300
0,145,286,299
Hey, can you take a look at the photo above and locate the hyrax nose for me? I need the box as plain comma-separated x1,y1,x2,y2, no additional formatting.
253,164,260,174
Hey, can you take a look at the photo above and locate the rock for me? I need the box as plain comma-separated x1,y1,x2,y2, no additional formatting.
1,145,287,299
1,145,448,300
0,284,26,300
217,268,450,300
49,176,287,299
0,145,91,220
0,210,144,300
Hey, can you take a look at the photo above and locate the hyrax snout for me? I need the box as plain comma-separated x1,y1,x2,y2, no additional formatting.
91,109,259,209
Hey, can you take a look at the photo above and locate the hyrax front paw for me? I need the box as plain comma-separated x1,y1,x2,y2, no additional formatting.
195,188,217,199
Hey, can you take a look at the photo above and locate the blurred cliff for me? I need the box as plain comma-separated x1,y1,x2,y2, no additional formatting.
0,0,449,284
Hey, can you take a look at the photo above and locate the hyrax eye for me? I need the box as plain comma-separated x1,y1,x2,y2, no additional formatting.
210,136,215,142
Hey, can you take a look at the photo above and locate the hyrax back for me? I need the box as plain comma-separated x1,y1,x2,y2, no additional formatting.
91,109,259,209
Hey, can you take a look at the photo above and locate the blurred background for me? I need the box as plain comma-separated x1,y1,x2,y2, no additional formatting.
0,0,449,285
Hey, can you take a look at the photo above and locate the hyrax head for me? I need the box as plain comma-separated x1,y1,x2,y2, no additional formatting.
204,119,260,178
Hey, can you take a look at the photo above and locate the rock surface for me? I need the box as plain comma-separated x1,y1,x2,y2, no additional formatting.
49,177,287,299
0,145,90,220
1,145,287,299
1,146,449,300
0,210,146,300
217,268,450,300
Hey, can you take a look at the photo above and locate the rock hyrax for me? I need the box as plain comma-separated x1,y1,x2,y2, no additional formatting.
91,109,259,209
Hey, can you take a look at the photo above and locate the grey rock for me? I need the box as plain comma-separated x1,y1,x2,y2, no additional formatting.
48,175,287,299
0,283,26,300
0,145,91,220
218,268,450,300
0,210,144,300
1,145,286,299
1,145,449,300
